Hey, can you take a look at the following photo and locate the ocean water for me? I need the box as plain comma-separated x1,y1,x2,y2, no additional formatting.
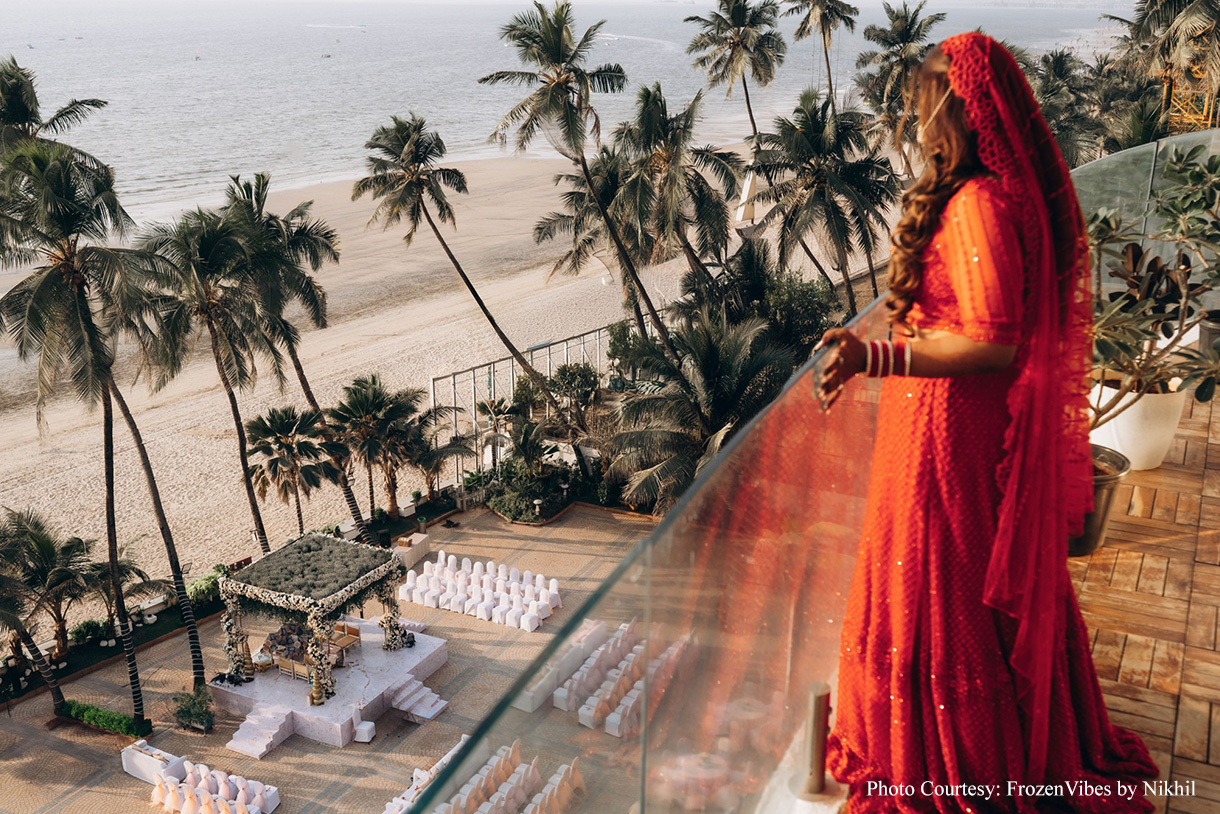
5,1,1124,219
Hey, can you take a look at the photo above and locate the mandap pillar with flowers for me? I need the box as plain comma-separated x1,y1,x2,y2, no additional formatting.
218,533,406,706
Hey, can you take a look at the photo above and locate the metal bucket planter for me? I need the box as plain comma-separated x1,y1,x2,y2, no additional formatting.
1068,445,1131,558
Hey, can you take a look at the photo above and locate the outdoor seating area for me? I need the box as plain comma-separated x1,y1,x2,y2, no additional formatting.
399,550,562,633
423,739,587,814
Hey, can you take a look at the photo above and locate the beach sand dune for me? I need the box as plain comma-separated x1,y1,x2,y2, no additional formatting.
0,155,683,587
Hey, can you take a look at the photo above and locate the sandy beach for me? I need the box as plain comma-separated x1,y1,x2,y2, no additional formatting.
0,154,688,589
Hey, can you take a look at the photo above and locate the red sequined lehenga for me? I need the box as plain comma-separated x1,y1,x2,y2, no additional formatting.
826,34,1159,814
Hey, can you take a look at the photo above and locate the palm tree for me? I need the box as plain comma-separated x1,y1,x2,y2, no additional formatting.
353,114,574,429
784,0,860,113
0,572,66,716
0,141,149,721
752,89,900,316
0,511,93,661
854,1,946,176
1031,49,1101,168
247,407,343,536
533,143,652,339
87,546,170,642
510,421,559,477
613,84,744,284
609,310,794,512
139,208,283,556
477,398,518,473
685,0,788,140
221,173,374,546
479,2,683,364
1128,0,1220,112
328,374,429,519
0,57,106,163
404,429,475,504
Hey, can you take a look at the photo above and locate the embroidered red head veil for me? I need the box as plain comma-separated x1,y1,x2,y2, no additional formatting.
940,33,1095,780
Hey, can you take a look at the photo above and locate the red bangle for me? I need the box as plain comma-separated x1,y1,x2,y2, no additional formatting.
866,341,911,377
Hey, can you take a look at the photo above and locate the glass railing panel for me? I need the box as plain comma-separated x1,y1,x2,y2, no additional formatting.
635,301,890,812
1073,140,1157,232
405,300,891,813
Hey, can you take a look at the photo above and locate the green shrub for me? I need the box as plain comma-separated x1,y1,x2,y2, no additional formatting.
187,564,227,603
62,699,152,737
411,490,422,504
548,362,599,408
372,507,389,523
511,374,544,415
69,619,107,645
172,686,215,732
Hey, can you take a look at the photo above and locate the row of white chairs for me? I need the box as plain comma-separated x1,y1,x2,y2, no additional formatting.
428,551,562,607
604,638,689,738
435,739,541,814
523,759,586,814
577,647,645,730
553,623,639,712
404,574,554,632
382,736,472,814
175,761,275,805
151,777,263,814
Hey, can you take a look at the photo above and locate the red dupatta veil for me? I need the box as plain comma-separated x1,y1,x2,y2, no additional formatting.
940,33,1095,781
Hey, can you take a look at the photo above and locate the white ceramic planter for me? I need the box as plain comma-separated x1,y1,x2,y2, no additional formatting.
1090,384,1190,470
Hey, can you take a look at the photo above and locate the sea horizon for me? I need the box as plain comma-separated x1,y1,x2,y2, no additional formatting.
5,1,1126,223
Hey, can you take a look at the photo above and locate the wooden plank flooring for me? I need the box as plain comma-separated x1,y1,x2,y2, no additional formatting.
1075,396,1220,813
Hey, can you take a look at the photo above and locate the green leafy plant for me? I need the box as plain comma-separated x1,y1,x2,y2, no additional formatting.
68,619,107,646
548,363,600,409
62,699,152,737
186,565,228,604
1089,145,1220,429
171,686,215,732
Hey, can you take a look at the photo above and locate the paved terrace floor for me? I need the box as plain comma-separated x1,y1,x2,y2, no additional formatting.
0,505,655,814
1072,395,1220,814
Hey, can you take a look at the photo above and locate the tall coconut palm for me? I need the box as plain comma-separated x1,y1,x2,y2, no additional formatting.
784,0,860,113
854,0,946,175
353,114,577,433
479,2,682,364
0,511,94,661
0,571,66,716
752,89,900,316
138,208,283,555
0,141,151,720
685,0,788,140
609,310,794,512
0,57,106,163
533,143,652,339
614,84,744,285
247,407,343,536
221,173,374,545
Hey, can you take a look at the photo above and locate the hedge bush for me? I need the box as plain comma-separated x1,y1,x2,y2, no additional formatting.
62,699,152,737
69,619,108,645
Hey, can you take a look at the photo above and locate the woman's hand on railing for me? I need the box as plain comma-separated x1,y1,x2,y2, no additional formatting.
814,328,867,411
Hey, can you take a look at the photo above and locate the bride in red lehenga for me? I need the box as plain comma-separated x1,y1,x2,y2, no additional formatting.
813,34,1159,813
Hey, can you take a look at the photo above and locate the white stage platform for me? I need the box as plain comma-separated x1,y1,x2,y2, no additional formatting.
211,616,447,750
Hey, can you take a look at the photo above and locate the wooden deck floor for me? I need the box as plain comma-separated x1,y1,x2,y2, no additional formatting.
1073,396,1220,813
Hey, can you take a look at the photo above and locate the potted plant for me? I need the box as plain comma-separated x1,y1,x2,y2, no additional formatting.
1088,147,1220,470
1073,149,1220,556
172,686,215,733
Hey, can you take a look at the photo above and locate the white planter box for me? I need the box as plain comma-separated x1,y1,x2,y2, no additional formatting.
1091,384,1190,470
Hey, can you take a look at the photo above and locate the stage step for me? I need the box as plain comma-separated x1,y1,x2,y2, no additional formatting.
226,706,293,759
391,678,447,723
